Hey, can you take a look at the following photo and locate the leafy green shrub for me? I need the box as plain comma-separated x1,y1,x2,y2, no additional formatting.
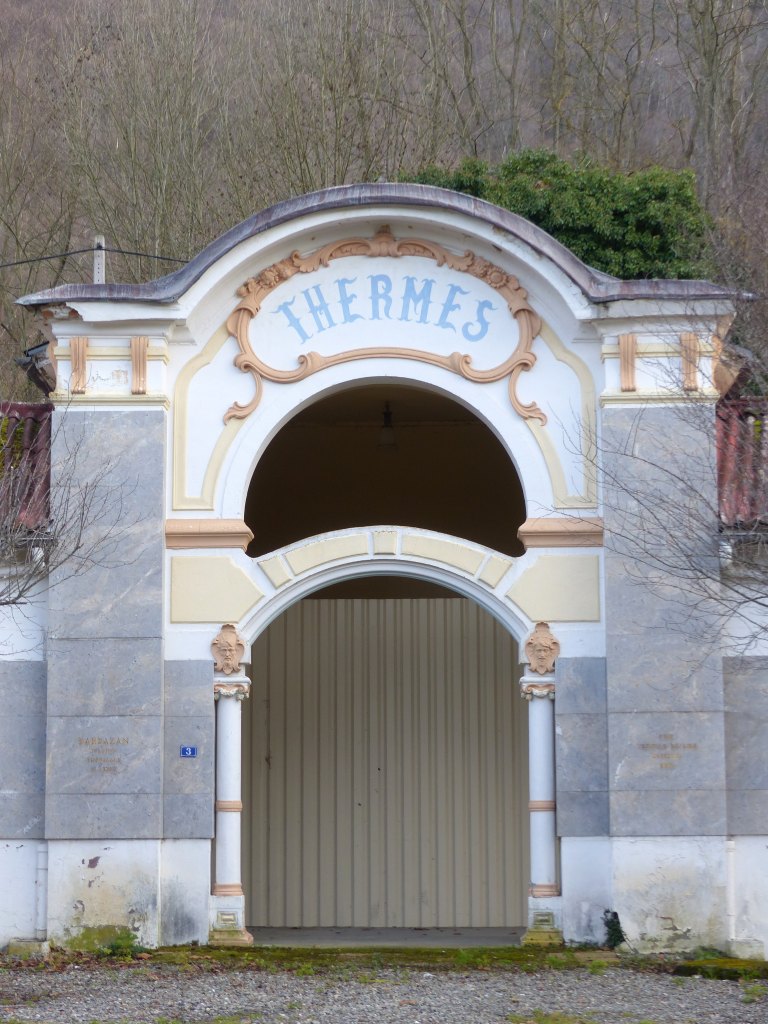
402,150,710,280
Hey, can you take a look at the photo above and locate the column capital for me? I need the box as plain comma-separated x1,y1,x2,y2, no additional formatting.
520,677,555,701
214,678,251,701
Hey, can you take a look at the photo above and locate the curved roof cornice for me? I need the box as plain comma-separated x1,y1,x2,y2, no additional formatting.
18,183,732,309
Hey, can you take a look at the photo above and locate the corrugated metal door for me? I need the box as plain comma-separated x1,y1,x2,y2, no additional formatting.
242,598,528,927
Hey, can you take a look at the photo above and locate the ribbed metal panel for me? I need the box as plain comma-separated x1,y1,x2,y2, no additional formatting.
242,598,528,927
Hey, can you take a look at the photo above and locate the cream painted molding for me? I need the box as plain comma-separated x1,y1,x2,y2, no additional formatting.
225,225,545,424
507,554,600,621
170,556,263,622
51,393,170,409
618,333,637,392
130,336,149,395
165,519,254,550
600,390,717,406
56,345,168,362
531,324,598,509
70,336,88,394
518,517,603,548
255,527,513,592
172,324,245,510
603,340,715,359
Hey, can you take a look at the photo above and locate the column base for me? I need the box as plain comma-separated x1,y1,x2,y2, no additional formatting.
209,893,253,946
521,899,564,947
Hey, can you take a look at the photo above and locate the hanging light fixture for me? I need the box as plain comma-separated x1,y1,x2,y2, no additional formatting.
377,401,397,449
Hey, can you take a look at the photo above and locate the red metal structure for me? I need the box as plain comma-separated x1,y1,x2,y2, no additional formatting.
0,401,53,532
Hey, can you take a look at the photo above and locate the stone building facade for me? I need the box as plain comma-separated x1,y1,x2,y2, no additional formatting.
1,184,766,956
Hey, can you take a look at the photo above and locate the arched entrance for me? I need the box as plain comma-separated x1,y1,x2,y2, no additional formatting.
241,581,529,930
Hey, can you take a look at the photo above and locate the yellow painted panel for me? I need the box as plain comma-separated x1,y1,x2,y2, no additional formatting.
401,535,484,574
506,555,600,621
170,556,263,622
373,530,398,555
284,534,369,575
258,556,292,588
479,555,513,587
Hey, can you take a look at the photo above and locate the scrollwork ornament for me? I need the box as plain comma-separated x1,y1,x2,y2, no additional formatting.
520,681,556,701
213,680,250,701
212,623,245,676
524,621,560,675
224,227,545,424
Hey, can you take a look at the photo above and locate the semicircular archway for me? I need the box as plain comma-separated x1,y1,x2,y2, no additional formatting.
244,383,527,559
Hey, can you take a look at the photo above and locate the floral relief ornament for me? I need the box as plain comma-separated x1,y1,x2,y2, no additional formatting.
212,623,245,675
224,226,545,424
524,621,560,675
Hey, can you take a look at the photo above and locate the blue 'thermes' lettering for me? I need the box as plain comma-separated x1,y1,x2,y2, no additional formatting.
302,285,336,333
336,277,363,323
462,299,496,342
399,276,434,323
274,297,312,343
437,284,470,331
368,274,393,319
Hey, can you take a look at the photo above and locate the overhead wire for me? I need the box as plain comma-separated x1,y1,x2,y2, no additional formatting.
0,246,188,272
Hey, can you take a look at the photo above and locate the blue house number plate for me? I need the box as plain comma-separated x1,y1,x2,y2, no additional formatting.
180,746,198,758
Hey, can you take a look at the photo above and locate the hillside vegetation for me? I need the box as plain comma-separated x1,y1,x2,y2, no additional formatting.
1,0,767,395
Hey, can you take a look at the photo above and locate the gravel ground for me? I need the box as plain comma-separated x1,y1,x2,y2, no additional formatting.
0,963,766,1024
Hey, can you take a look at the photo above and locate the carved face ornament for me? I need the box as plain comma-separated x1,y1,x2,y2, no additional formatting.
525,621,560,675
212,623,245,675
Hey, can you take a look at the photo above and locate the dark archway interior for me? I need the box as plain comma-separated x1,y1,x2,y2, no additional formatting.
245,384,527,573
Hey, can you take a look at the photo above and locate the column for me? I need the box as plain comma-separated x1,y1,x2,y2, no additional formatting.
520,622,562,944
213,678,250,898
520,674,558,897
209,624,253,945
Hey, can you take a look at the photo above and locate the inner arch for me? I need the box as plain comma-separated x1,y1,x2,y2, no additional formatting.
245,383,527,559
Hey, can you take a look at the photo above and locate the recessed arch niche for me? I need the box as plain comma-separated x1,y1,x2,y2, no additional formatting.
244,383,527,563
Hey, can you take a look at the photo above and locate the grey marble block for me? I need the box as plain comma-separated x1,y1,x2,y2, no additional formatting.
555,658,606,713
164,717,214,795
164,661,214,716
725,712,768,789
610,788,727,836
556,791,609,837
47,638,162,716
0,713,45,792
46,716,162,795
45,793,162,839
0,661,45,706
727,789,768,834
0,792,44,838
555,713,608,791
724,656,768,714
608,711,724,791
48,537,163,639
48,410,165,640
163,794,214,839
605,636,724,713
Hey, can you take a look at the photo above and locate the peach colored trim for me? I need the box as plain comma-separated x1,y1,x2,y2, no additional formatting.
70,336,88,394
213,680,250,701
530,884,561,897
680,332,699,391
520,681,556,701
215,800,243,812
212,883,243,896
517,517,603,548
618,333,636,392
225,225,545,425
165,519,254,550
529,800,556,811
130,336,148,395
